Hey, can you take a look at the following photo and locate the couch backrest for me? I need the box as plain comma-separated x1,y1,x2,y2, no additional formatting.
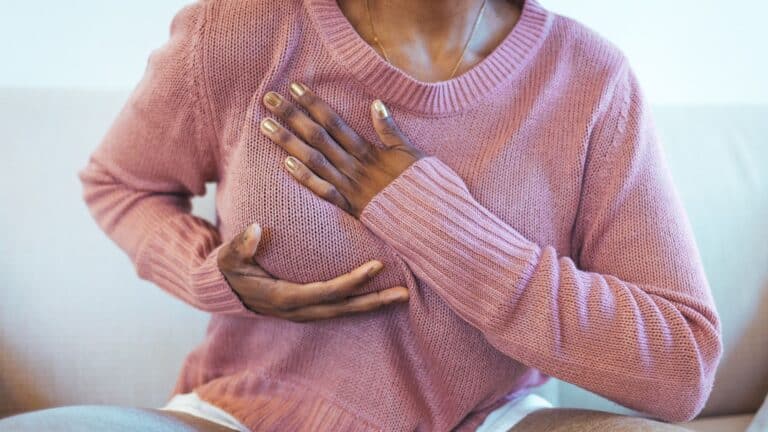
0,88,765,419
549,105,768,417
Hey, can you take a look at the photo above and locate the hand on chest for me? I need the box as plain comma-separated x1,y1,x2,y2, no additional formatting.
216,85,585,291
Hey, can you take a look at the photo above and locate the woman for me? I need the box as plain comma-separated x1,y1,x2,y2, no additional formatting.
0,0,719,430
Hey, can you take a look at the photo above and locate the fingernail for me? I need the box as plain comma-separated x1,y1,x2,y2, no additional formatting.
372,99,389,119
384,289,408,303
264,91,281,108
289,82,306,97
246,223,261,246
367,261,384,277
261,118,278,133
284,156,299,171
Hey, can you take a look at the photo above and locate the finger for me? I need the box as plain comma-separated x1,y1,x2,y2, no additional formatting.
263,90,359,172
287,82,373,162
279,286,410,322
219,222,261,269
260,116,351,189
370,99,409,149
269,259,386,309
283,156,352,212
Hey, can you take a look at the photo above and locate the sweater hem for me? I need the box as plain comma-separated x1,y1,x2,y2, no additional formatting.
186,370,385,432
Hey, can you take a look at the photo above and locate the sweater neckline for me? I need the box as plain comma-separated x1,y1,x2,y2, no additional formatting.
304,0,552,116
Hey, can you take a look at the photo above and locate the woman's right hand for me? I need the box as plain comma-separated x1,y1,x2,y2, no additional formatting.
216,223,409,322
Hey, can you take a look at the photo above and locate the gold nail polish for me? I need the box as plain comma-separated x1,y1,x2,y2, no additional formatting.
261,118,278,133
372,99,389,119
264,91,281,107
289,82,306,97
284,156,298,171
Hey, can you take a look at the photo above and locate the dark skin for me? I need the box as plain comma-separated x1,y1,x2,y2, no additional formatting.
171,1,522,429
215,0,521,324
216,221,409,322
152,4,690,432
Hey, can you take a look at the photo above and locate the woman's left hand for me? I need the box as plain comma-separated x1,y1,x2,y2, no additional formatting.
259,82,426,219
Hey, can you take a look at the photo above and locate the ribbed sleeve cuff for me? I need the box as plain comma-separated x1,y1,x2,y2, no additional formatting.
359,156,542,313
189,243,262,317
135,214,261,318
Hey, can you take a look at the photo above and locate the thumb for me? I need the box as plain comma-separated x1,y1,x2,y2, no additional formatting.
235,222,262,262
370,99,408,149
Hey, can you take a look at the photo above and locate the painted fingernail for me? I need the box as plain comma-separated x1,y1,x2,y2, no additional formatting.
367,261,384,277
284,156,299,171
289,82,306,97
264,91,281,108
372,99,389,119
261,118,278,134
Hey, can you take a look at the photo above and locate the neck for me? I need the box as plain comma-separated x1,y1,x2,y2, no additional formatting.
337,0,522,81
367,0,488,41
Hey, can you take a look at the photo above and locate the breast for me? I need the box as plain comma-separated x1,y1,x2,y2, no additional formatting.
215,90,408,297
213,77,585,299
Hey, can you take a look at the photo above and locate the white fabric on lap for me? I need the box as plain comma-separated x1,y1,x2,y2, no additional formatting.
159,391,250,432
476,393,554,432
159,390,553,432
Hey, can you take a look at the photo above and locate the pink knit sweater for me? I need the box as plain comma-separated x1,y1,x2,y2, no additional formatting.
77,0,723,429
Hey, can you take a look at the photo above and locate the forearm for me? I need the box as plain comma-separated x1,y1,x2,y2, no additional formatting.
359,156,722,423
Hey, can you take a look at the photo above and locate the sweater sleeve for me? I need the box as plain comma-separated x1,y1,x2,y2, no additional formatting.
358,63,723,423
77,1,259,318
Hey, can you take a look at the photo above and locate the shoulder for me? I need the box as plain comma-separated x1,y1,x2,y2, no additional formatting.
540,12,632,95
165,0,303,54
189,0,305,108
199,0,304,44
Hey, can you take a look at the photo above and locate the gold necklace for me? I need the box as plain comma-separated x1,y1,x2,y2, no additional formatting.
365,0,488,79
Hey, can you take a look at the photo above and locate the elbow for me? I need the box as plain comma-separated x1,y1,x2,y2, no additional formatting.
651,322,724,423
654,376,716,423
77,159,104,207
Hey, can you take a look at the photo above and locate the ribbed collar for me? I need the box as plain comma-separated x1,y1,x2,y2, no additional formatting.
303,0,553,116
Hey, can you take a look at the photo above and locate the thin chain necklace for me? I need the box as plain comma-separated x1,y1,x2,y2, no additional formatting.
365,0,488,79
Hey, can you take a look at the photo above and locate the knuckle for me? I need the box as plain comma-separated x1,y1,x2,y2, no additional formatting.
304,93,321,110
218,243,238,268
357,148,378,164
320,183,339,200
370,291,387,307
345,162,367,181
331,190,350,210
280,103,300,120
280,126,295,139
296,166,314,183
306,149,327,169
304,281,333,303
216,244,231,265
273,127,291,143
334,297,357,312
268,291,294,310
307,126,330,147
324,115,346,135
381,125,401,139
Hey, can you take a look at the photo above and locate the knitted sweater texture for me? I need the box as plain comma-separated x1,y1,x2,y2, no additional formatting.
77,0,723,429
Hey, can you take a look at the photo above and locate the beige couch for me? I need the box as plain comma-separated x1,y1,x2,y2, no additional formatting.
0,88,766,431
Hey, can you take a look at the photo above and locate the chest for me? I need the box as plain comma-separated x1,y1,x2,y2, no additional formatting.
214,81,588,290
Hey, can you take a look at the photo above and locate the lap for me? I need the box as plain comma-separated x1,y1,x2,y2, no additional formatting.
0,405,237,432
509,407,693,432
0,403,694,432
